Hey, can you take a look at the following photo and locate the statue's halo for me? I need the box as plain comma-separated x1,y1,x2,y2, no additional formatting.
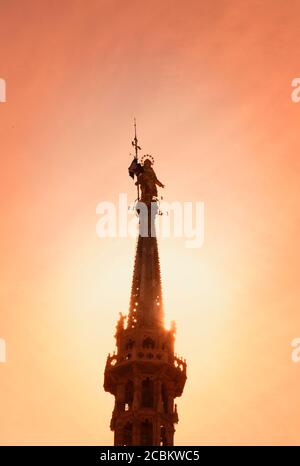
140,154,155,165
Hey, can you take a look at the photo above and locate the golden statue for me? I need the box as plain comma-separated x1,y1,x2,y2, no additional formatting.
135,158,165,204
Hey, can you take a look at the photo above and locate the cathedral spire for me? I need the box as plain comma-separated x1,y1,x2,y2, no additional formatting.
127,129,165,329
104,125,186,446
127,235,163,329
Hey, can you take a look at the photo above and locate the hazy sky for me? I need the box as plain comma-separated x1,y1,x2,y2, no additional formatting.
0,0,300,445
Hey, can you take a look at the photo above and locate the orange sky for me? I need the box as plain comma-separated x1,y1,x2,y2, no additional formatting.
0,0,300,445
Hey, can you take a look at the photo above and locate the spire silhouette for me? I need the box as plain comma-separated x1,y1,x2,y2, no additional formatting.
104,124,186,446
